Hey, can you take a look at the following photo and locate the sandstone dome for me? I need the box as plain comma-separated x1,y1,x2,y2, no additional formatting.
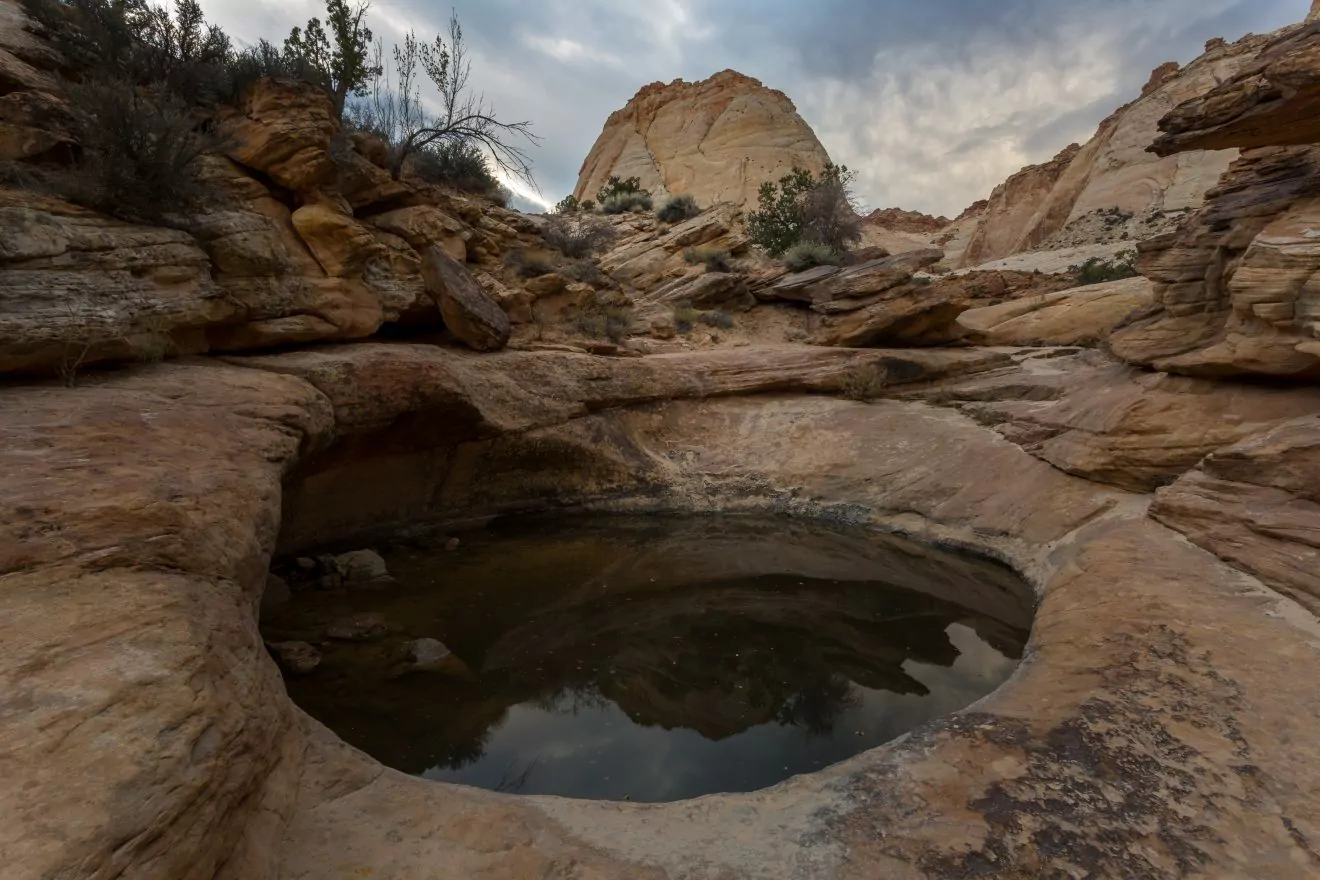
572,69,832,209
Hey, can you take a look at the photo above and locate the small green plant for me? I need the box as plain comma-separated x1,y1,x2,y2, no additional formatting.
1069,250,1138,286
912,275,932,287
580,199,596,212
699,309,734,330
554,194,581,214
595,175,648,204
656,194,700,223
683,247,733,273
601,191,653,214
840,365,888,402
783,241,839,273
672,300,702,334
575,302,632,342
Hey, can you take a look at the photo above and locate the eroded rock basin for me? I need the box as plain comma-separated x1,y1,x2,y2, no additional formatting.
264,515,1033,802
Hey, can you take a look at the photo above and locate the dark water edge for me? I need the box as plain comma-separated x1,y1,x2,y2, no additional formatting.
264,514,1033,802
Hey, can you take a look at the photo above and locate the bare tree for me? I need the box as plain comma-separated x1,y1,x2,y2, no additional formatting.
350,10,539,185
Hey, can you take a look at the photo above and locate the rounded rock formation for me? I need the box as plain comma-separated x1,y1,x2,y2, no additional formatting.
573,70,831,210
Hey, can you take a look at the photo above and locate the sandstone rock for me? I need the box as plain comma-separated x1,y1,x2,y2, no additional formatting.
1152,415,1320,613
368,204,467,262
864,207,950,234
650,314,677,339
953,31,1285,268
758,249,943,307
0,189,230,376
333,549,393,587
599,206,747,291
1152,24,1320,154
326,612,389,641
268,640,321,675
291,204,384,278
648,271,750,308
222,78,338,196
421,247,511,351
401,638,471,677
1110,146,1320,378
956,277,1155,346
334,144,415,212
574,70,831,210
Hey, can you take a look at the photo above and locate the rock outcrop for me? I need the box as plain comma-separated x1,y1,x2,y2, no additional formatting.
954,32,1293,268
572,70,831,210
957,277,1155,346
1108,24,1320,379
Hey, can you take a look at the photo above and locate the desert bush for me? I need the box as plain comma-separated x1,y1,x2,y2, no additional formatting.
561,259,610,288
1070,249,1138,286
683,246,733,273
62,77,216,221
575,302,632,342
554,194,581,214
656,193,700,223
406,139,502,196
840,364,888,402
542,214,616,259
25,0,232,104
503,248,556,279
672,300,701,334
348,11,538,182
595,175,647,204
225,38,330,99
699,309,734,330
747,163,861,256
783,241,840,273
601,191,653,215
580,199,596,212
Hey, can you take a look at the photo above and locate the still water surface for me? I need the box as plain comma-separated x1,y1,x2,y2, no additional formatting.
265,515,1033,802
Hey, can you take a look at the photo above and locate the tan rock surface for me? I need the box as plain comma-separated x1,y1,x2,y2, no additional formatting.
956,276,1154,346
221,78,339,197
573,70,831,209
421,247,511,351
6,344,1320,878
1151,415,1320,614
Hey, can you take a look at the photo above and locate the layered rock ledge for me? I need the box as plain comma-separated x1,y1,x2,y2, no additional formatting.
5,343,1320,879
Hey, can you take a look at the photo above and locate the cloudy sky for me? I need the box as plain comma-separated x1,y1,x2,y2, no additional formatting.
201,0,1309,216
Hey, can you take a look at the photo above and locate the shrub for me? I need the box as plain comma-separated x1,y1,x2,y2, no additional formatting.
62,77,216,222
601,191,653,215
554,194,581,214
580,199,596,212
595,175,647,204
683,247,733,273
406,140,502,197
747,163,861,256
225,38,330,100
504,248,556,278
542,214,616,259
699,309,734,330
783,241,840,273
1070,250,1139,286
672,300,701,334
575,302,632,343
840,365,888,402
561,259,610,288
656,193,700,223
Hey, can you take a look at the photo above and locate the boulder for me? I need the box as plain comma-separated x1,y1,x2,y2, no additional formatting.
332,549,393,587
326,612,390,642
421,247,512,351
400,638,472,677
369,205,467,262
267,641,321,675
221,78,338,196
291,204,385,278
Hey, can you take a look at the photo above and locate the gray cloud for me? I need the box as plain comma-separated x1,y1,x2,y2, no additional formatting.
202,0,1309,215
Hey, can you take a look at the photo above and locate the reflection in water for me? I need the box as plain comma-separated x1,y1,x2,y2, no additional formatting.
265,515,1033,802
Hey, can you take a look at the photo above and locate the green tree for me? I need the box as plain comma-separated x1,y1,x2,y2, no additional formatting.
283,0,378,115
746,164,861,257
